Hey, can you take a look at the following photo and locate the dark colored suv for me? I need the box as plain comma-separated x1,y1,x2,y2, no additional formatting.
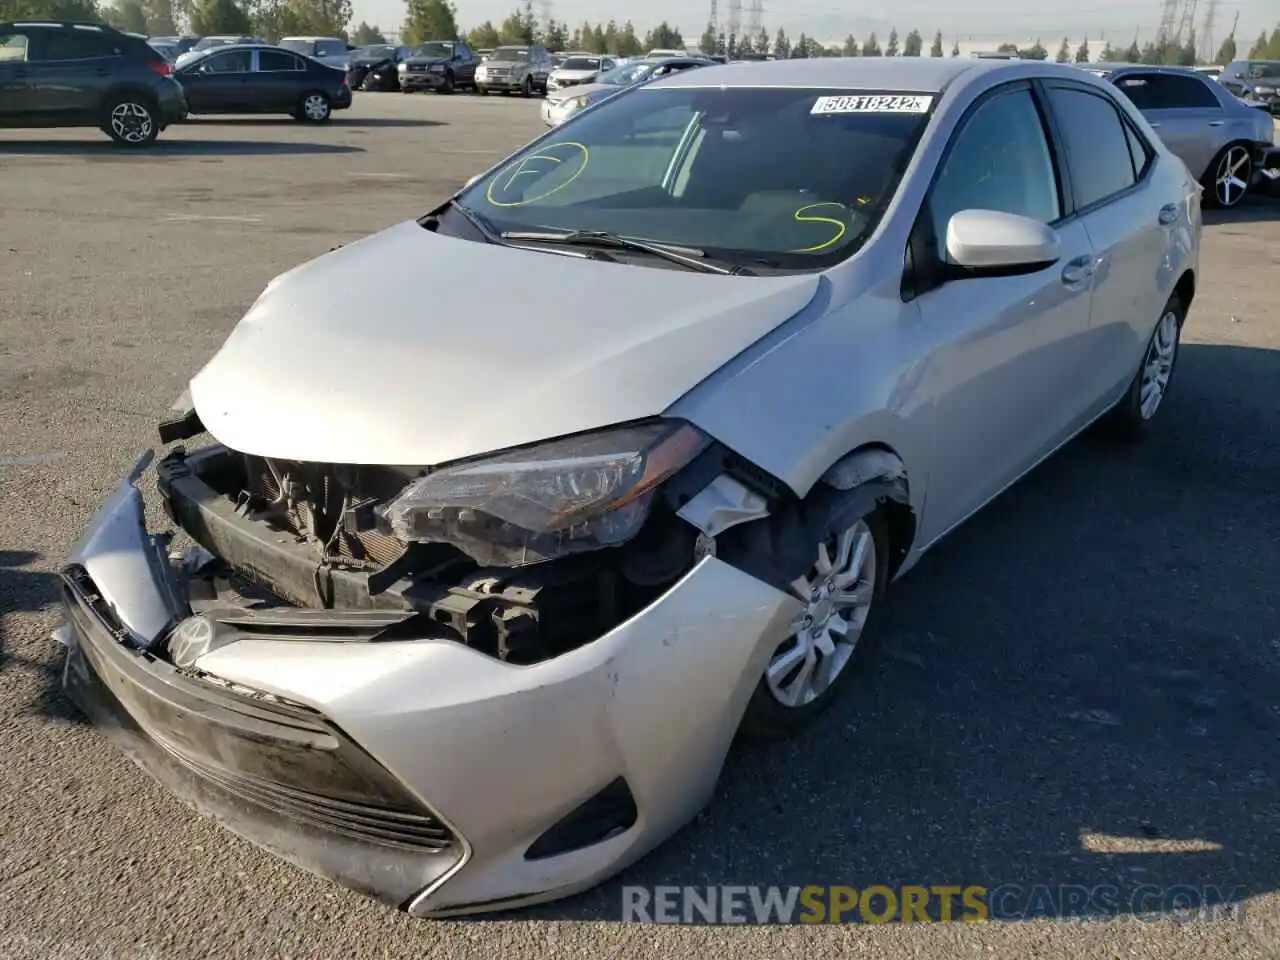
0,20,188,145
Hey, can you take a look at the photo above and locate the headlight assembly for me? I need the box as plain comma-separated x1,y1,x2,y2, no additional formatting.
378,420,709,566
570,95,591,109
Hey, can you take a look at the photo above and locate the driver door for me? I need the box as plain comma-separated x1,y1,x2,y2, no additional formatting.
182,48,254,112
910,82,1098,546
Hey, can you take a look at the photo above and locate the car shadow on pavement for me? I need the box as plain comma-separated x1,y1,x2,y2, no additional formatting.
1204,188,1280,224
0,140,364,157
511,341,1280,924
182,117,445,128
0,550,83,725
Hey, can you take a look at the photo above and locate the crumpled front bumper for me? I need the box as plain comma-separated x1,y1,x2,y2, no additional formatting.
59,454,800,916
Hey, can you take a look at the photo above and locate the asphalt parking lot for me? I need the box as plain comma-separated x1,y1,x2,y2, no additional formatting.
1,92,1278,959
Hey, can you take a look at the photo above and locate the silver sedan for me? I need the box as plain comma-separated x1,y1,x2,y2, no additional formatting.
61,57,1199,918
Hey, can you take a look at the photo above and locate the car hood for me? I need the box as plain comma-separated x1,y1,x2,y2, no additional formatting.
403,56,447,66
551,68,599,79
189,220,821,466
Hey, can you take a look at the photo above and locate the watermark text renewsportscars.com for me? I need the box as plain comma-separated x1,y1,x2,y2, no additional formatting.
621,884,1249,924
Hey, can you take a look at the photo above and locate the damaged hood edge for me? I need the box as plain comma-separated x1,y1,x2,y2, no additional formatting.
189,220,821,466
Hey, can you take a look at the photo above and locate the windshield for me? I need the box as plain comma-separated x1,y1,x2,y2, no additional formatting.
601,62,652,85
357,44,394,59
414,42,454,59
278,39,316,55
1247,61,1280,78
457,87,932,270
561,57,602,70
490,47,528,61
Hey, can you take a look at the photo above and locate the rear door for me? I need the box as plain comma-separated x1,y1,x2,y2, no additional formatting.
26,27,125,122
1041,80,1172,415
452,42,476,84
255,48,306,109
911,81,1099,542
1112,71,1224,179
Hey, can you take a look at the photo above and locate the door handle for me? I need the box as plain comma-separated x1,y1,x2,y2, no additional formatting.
1061,255,1095,285
1149,121,1161,128
1208,120,1225,126
1158,203,1179,225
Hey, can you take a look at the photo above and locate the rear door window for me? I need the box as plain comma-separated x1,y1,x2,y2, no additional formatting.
1114,72,1219,109
1045,85,1138,208
259,50,303,72
0,33,29,61
34,30,122,61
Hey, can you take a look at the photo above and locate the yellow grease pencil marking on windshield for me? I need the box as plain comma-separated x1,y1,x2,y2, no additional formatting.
486,142,590,207
790,203,848,253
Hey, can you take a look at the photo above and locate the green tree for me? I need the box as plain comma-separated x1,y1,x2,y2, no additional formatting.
1055,36,1070,61
600,18,618,52
1139,40,1160,63
1178,31,1197,65
1075,37,1090,62
699,23,717,55
1022,38,1048,59
0,0,101,18
791,32,806,57
104,0,148,31
643,21,682,50
1214,33,1235,63
903,28,922,55
997,42,1019,54
497,5,534,44
951,38,960,56
1124,40,1141,60
618,20,641,55
738,31,754,54
862,31,881,56
142,0,177,34
467,20,498,47
403,0,457,43
756,26,768,53
1266,27,1280,58
773,26,790,58
541,17,567,49
930,29,943,56
840,33,857,56
189,0,250,34
350,20,383,43
281,0,351,37
885,27,899,55
1247,29,1267,58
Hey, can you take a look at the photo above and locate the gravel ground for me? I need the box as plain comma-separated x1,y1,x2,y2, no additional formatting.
1,93,1278,959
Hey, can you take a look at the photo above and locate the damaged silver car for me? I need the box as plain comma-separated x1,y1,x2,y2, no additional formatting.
60,57,1200,917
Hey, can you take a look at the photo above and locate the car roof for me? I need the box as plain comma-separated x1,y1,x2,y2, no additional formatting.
651,56,1001,91
1085,62,1207,74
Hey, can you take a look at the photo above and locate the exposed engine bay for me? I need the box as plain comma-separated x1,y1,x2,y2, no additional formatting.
155,441,743,665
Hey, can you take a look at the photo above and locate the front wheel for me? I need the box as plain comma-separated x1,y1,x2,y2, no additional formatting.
438,71,454,94
520,76,532,98
296,91,332,122
739,510,889,739
1203,143,1253,207
104,96,159,146
476,85,488,95
1102,293,1185,440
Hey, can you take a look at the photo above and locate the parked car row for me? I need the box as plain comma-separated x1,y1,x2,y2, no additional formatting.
0,20,351,143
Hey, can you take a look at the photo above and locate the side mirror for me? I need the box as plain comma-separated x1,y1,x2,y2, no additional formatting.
945,209,1060,272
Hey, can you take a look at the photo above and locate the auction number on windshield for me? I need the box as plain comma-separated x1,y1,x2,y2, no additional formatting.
485,142,590,207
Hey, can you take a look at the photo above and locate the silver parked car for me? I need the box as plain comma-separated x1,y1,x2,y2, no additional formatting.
541,55,712,126
61,58,1199,918
1086,63,1275,206
546,53,616,92
474,43,551,96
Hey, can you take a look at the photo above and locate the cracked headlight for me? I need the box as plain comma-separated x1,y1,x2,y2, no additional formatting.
378,420,709,566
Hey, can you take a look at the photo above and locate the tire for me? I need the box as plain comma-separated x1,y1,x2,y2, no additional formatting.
296,91,332,123
1101,293,1186,440
103,94,159,146
438,71,454,94
739,506,890,739
1201,143,1253,208
477,85,488,95
520,76,532,98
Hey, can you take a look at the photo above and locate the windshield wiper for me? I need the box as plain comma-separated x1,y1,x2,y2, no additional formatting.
444,199,503,243
499,229,752,275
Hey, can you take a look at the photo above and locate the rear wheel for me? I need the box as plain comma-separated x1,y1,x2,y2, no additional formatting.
1202,143,1253,207
1102,293,1185,440
103,95,159,146
296,91,332,123
439,70,454,94
740,508,889,739
521,76,533,98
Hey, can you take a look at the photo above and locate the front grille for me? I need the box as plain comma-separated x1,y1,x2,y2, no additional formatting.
166,744,455,851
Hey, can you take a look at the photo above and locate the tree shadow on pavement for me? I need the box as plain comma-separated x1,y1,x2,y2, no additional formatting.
0,140,365,157
0,550,83,725
513,341,1280,924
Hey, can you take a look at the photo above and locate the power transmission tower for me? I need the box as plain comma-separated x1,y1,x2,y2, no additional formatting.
1155,0,1180,44
708,0,719,35
727,0,742,42
537,0,552,33
1174,0,1198,46
1200,0,1217,60
746,0,763,37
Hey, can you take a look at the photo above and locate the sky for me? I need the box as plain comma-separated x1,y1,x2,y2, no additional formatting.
352,0,1279,49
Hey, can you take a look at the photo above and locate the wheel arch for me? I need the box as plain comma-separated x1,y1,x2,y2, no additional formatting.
1173,268,1195,311
814,442,917,580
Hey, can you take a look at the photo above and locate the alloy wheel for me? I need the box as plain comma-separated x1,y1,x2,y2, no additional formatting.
1215,145,1252,206
766,520,877,708
1139,310,1179,420
109,102,154,144
303,94,330,121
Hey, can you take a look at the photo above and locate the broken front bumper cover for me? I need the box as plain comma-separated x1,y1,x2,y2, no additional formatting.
59,452,800,916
